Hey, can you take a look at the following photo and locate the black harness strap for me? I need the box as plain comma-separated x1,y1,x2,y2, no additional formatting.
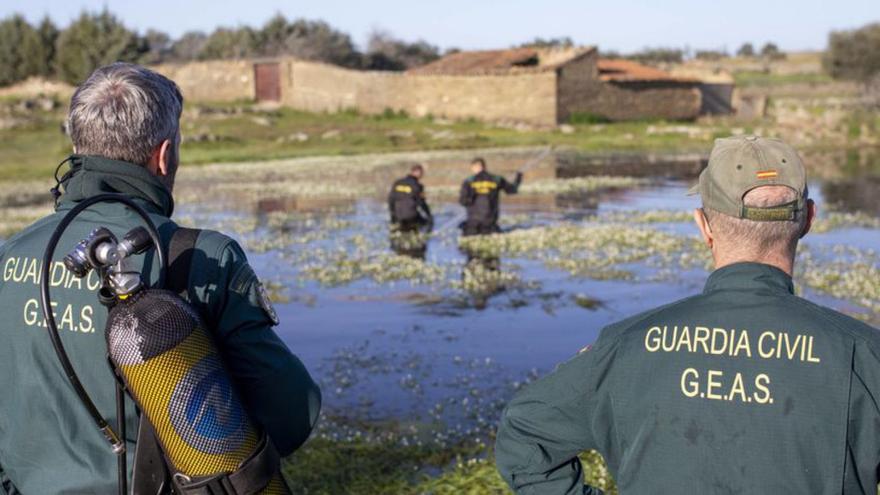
166,228,201,296
131,420,171,495
131,227,201,495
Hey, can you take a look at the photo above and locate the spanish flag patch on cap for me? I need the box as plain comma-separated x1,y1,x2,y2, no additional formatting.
756,170,778,180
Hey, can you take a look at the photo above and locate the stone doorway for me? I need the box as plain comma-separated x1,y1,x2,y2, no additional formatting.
254,62,281,102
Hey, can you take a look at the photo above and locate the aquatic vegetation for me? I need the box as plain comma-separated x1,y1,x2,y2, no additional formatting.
811,211,880,233
520,176,649,195
453,258,536,295
261,280,290,304
299,249,447,287
416,450,616,494
210,180,375,200
459,223,698,280
389,230,431,251
282,435,465,495
572,293,604,310
265,211,355,232
798,245,880,314
284,437,617,495
498,213,533,227
599,209,694,224
413,457,510,494
430,175,649,197
593,208,880,231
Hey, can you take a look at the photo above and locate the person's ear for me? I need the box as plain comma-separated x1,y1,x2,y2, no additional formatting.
146,139,172,176
156,139,172,177
694,208,714,248
800,199,816,239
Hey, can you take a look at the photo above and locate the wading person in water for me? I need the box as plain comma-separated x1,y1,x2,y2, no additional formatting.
495,136,880,494
388,164,433,258
459,157,522,236
388,163,433,233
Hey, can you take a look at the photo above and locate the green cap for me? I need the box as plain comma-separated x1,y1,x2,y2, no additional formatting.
689,135,807,221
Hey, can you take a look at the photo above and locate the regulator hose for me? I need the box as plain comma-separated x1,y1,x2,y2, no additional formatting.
39,193,167,493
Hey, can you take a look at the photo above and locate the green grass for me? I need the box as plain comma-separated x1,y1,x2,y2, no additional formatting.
282,437,618,495
2,119,72,180
732,71,834,88
0,102,724,182
2,99,875,183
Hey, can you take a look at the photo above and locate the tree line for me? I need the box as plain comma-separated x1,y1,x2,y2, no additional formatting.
1,10,878,88
598,42,784,64
0,10,442,86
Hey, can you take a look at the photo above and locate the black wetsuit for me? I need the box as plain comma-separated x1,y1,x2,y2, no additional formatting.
459,171,522,236
388,175,432,232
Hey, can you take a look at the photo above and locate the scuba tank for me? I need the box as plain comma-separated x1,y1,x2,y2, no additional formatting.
41,194,290,494
105,290,289,494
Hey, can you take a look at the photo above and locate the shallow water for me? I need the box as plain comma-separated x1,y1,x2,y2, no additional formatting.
168,149,880,440
0,148,874,443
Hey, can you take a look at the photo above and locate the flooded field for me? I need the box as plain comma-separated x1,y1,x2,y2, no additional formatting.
168,148,880,447
1,147,878,491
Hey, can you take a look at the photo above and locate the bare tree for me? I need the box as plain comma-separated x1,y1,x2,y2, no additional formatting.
365,29,440,70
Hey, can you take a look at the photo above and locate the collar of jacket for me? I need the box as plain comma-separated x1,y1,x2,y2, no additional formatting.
703,262,794,295
55,154,174,217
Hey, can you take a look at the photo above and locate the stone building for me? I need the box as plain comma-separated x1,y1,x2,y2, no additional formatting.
154,47,706,126
590,58,703,120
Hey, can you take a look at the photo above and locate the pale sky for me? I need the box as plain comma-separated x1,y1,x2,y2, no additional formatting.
3,0,878,53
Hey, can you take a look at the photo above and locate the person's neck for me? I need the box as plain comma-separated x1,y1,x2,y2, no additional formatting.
713,252,795,276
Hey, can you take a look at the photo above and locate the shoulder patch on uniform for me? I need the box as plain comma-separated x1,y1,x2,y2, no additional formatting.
256,280,280,326
578,344,593,354
230,264,257,294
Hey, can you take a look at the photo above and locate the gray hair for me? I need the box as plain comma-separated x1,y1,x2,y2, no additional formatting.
68,62,184,166
704,185,808,258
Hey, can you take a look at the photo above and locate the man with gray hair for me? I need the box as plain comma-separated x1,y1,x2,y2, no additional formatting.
0,63,321,494
495,136,880,494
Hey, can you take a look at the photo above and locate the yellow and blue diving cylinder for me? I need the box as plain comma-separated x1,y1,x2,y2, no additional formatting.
106,289,289,494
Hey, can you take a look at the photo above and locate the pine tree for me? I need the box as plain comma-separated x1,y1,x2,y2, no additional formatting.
36,16,59,77
54,10,146,85
0,15,43,86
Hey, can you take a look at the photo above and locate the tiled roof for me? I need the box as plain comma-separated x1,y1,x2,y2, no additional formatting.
598,59,698,83
407,47,596,76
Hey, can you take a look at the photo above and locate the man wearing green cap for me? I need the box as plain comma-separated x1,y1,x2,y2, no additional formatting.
495,136,880,494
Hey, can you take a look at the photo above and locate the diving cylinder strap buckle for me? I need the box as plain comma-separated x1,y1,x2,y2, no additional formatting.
170,435,283,495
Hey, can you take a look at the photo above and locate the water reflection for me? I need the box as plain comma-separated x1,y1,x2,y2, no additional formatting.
459,245,504,310
389,226,429,260
821,177,880,215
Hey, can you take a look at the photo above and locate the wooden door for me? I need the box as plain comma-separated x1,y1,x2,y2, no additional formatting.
254,63,281,102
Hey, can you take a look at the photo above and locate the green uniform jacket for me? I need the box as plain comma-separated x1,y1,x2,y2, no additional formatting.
0,156,321,494
496,262,880,494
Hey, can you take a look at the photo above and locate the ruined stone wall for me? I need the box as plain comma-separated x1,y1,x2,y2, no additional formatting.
556,51,601,122
280,60,409,113
153,56,703,124
566,80,702,121
406,72,557,125
153,60,254,102
281,59,558,125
